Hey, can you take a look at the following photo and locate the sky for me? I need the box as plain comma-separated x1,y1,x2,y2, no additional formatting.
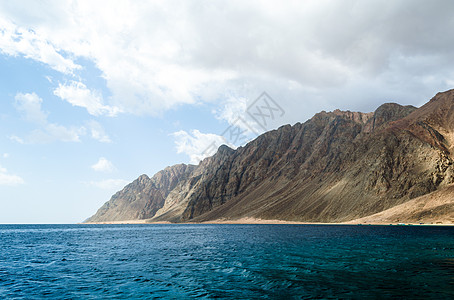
1,0,454,223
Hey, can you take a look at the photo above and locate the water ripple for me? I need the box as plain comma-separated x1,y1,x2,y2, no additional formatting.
0,224,453,298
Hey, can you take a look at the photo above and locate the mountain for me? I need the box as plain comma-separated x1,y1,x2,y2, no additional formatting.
85,90,454,224
346,184,454,224
84,164,195,222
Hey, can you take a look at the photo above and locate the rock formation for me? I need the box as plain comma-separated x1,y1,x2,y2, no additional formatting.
85,164,195,222
86,90,454,224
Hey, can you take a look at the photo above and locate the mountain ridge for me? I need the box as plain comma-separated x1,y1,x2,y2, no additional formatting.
85,90,454,224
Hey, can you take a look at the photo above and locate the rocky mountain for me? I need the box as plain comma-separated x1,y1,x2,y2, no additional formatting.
84,164,195,222
85,89,454,224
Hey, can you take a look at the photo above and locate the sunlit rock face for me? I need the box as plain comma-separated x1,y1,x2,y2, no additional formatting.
86,90,454,224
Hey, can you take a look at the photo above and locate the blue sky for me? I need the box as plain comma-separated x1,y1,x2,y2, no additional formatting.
1,0,454,223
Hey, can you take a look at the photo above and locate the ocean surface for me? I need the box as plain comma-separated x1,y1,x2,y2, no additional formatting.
0,224,453,299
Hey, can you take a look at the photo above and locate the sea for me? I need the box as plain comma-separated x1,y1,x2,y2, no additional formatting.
0,224,453,299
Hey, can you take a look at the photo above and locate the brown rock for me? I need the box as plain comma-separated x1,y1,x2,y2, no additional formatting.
85,89,454,224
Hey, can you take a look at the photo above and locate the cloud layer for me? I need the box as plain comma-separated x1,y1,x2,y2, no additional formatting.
1,0,454,120
3,1,454,164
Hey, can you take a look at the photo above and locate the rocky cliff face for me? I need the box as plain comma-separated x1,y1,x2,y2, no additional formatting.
85,90,454,223
85,164,195,222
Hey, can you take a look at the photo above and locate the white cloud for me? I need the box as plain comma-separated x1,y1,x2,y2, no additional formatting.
0,17,80,74
0,164,24,186
54,81,121,117
172,129,234,164
9,135,25,144
87,179,129,190
86,120,111,143
216,96,248,125
14,92,48,125
91,157,115,173
215,96,265,135
12,92,111,144
13,92,84,143
1,1,454,121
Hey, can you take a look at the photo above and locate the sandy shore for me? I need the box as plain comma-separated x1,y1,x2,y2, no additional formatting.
83,217,319,225
82,217,454,225
198,217,330,225
83,220,171,224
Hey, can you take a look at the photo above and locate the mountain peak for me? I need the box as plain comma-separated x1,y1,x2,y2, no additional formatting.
407,89,454,122
368,102,417,131
218,144,234,154
86,90,454,224
393,89,454,153
432,88,454,102
137,174,150,181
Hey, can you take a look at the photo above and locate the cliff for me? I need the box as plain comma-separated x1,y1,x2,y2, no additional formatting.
85,164,195,222
85,89,454,224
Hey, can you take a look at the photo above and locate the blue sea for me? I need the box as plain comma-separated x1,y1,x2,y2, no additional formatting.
0,224,453,299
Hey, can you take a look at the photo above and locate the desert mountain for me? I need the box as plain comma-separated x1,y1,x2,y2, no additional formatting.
85,164,195,222
86,90,454,224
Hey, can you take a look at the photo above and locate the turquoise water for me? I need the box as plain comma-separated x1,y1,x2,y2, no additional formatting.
0,224,453,299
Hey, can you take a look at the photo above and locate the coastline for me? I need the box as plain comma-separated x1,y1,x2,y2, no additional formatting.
82,217,454,226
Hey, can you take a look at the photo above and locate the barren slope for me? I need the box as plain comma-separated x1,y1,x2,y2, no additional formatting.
86,90,454,224
347,184,454,224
